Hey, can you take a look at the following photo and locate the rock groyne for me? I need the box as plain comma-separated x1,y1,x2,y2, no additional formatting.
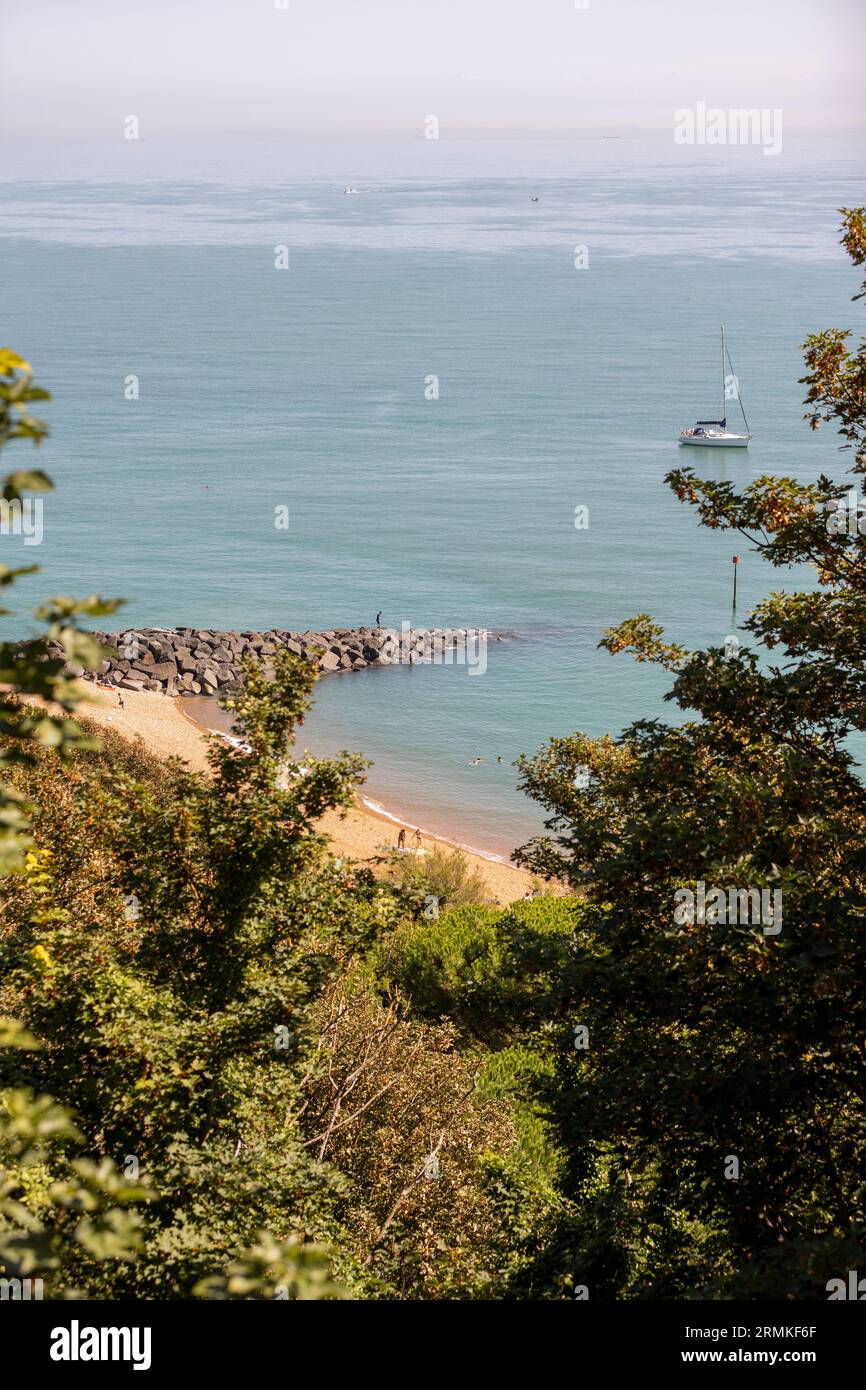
60,625,495,697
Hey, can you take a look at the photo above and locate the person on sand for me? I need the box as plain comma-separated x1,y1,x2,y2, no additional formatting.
413,828,422,849
117,694,125,710
396,827,406,850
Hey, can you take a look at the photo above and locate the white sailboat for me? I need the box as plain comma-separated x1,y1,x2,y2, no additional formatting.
679,327,751,448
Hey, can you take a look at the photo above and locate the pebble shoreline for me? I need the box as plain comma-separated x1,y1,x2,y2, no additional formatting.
55,625,497,697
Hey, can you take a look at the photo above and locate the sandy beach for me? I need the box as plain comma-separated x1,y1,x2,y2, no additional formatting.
64,683,537,905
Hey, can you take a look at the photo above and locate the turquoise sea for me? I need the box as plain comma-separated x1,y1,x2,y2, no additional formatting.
2,135,864,854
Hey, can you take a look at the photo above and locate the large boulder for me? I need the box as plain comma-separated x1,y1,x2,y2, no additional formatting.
132,660,177,682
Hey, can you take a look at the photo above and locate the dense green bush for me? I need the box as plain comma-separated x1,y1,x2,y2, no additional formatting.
384,844,490,913
378,896,581,1042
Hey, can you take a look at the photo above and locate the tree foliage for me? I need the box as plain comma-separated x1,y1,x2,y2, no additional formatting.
510,210,866,1297
0,348,120,872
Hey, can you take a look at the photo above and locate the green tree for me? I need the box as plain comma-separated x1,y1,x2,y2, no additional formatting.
0,1016,152,1295
0,348,119,871
1,652,375,1297
0,349,150,1295
512,210,866,1298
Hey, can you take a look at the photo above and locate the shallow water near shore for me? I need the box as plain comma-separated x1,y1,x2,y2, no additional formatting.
3,135,865,852
183,629,613,859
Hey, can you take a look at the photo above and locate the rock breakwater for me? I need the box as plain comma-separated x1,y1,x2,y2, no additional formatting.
54,625,496,697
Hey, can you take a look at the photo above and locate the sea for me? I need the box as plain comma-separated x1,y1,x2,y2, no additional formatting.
2,133,864,856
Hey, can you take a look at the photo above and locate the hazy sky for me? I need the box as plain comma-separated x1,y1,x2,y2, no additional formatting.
1,0,864,139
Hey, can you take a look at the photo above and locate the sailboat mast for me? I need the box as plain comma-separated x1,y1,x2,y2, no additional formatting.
721,325,726,426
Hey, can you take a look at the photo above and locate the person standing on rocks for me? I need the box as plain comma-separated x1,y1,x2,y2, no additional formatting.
376,611,382,627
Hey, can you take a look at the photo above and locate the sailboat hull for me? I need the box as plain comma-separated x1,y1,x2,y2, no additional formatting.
679,429,750,448
678,327,751,447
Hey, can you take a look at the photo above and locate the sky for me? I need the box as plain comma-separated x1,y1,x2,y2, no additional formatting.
0,0,864,139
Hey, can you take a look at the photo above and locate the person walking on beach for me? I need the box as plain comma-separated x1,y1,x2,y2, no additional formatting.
117,693,125,710
396,827,406,850
413,828,422,849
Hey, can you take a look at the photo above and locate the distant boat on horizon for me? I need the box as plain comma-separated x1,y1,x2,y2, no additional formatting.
679,326,751,448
